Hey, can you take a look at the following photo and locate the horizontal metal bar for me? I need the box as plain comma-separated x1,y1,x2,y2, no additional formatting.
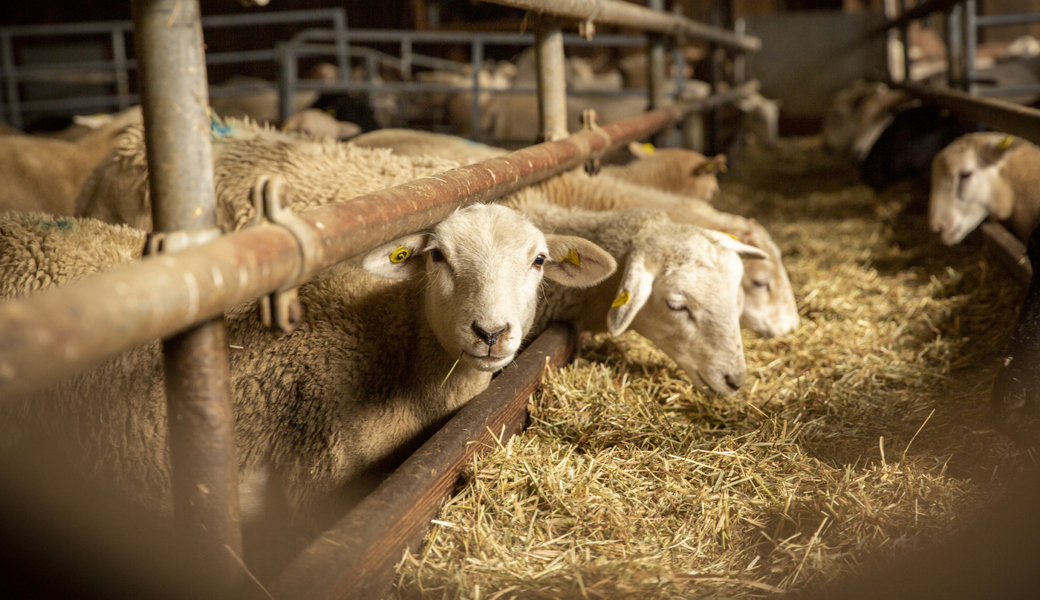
292,28,647,47
270,322,578,600
293,78,652,98
17,94,141,112
870,0,962,36
478,0,761,52
0,84,755,400
981,222,1032,285
0,8,343,37
902,83,1040,145
975,13,1040,27
974,85,1040,97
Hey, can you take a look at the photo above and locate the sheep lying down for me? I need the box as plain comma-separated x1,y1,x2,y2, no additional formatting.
930,132,1040,245
1,206,615,523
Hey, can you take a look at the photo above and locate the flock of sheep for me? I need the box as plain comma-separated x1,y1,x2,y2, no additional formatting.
823,78,1040,444
3,61,1040,579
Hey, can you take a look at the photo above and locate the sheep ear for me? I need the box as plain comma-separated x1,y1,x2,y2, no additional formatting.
628,141,654,158
693,154,727,176
980,134,1018,166
543,234,617,288
607,254,655,337
361,233,428,279
702,229,768,261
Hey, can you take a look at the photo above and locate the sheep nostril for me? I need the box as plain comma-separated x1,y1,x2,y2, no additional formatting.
472,322,507,347
725,374,742,391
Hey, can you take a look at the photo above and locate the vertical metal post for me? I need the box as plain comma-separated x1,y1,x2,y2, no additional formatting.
898,0,911,82
646,0,669,147
470,38,483,140
111,29,131,110
946,5,964,89
1,32,21,130
129,0,242,592
964,0,978,94
733,18,747,85
332,8,351,82
278,42,298,124
534,14,568,142
401,38,413,80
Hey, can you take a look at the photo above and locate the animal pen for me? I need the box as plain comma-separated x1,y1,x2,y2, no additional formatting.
2,0,1040,599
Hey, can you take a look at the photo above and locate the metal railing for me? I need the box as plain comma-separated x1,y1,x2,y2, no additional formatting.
0,2,759,596
0,8,350,129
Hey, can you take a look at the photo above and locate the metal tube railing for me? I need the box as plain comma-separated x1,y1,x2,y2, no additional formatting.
480,0,761,52
130,0,242,589
534,14,569,142
646,0,669,147
0,82,757,402
902,84,1040,144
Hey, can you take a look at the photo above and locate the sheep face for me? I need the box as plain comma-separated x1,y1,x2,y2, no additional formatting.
364,203,615,373
606,229,768,397
736,225,800,338
930,133,1016,245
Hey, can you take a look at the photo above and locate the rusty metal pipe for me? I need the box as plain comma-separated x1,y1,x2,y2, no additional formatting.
534,14,569,142
131,0,242,588
481,0,760,52
646,0,668,146
901,84,1040,145
0,81,759,402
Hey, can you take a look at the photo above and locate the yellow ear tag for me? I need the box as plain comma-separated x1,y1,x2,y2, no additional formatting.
612,290,630,307
559,248,581,267
389,246,411,263
718,162,729,173
725,232,739,241
999,135,1014,149
641,143,656,155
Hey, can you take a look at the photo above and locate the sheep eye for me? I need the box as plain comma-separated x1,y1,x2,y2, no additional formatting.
430,248,445,262
958,170,973,181
752,279,771,291
533,254,546,268
666,300,686,312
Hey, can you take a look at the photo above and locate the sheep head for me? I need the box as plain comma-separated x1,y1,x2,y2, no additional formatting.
930,132,1020,245
364,203,615,372
605,223,767,397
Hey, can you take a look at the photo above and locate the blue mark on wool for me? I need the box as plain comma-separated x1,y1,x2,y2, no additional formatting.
211,120,233,137
33,218,74,231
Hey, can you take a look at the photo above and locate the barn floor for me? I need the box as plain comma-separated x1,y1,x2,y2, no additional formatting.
388,137,1030,599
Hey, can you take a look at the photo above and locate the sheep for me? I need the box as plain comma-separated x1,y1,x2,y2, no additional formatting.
75,118,461,232
861,103,971,192
512,199,768,396
351,129,800,338
2,204,615,522
736,92,781,146
929,133,1040,245
602,141,726,202
822,80,911,158
991,224,1040,446
280,108,362,141
0,106,142,217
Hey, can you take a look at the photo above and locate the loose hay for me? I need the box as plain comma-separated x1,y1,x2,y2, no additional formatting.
390,137,1029,599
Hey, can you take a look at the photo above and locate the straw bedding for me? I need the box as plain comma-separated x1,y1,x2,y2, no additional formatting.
389,137,1029,599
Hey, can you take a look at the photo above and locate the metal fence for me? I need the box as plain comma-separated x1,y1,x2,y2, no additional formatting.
0,1,759,597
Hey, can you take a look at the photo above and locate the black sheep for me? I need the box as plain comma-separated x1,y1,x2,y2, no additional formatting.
992,223,1040,444
861,104,972,192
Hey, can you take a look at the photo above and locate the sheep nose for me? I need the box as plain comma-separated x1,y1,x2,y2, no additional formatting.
724,373,744,391
472,322,508,347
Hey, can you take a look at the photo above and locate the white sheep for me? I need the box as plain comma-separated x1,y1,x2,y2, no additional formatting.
604,141,726,202
350,129,800,338
822,80,911,159
512,200,768,396
280,108,362,141
930,132,1040,245
2,205,615,521
75,117,461,232
0,106,142,217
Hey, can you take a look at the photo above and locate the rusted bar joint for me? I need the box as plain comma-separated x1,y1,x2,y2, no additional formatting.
0,86,756,402
480,0,761,52
251,175,324,333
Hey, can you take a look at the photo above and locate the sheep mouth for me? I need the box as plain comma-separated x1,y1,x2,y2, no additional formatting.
462,351,515,371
